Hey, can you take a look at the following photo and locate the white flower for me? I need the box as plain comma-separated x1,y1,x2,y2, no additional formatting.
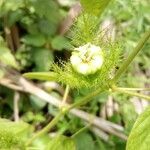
70,43,104,75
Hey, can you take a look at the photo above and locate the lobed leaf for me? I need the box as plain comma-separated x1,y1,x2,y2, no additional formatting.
0,118,31,149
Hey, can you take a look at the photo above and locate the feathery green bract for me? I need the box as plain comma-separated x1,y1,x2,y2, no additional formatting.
80,0,112,16
71,14,100,46
24,0,121,90
52,42,121,90
65,9,121,89
24,19,121,89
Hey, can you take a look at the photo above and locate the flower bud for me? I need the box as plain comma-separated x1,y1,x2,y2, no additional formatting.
70,43,103,75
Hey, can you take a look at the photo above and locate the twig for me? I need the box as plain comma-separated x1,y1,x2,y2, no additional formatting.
58,2,82,35
71,109,127,140
82,121,109,142
106,96,114,118
14,91,20,122
0,78,24,91
90,126,109,142
0,75,127,140
11,25,20,50
3,16,15,51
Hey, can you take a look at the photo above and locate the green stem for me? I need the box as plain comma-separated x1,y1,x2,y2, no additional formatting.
113,87,150,101
113,30,150,82
69,88,104,110
62,85,70,105
71,124,91,138
26,85,70,146
26,87,104,146
115,87,150,91
26,111,64,146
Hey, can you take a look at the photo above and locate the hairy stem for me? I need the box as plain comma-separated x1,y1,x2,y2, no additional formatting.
26,111,64,146
113,30,150,82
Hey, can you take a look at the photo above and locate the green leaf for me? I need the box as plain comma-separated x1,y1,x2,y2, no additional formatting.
8,9,24,26
30,94,47,110
0,118,31,149
0,46,19,69
126,106,150,150
32,48,54,71
47,135,76,150
23,72,57,81
31,135,51,150
0,0,24,16
28,0,60,23
73,132,95,150
38,19,57,36
21,34,46,47
80,0,111,16
51,36,73,51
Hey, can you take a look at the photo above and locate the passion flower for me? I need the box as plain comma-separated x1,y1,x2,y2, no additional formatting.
70,43,103,75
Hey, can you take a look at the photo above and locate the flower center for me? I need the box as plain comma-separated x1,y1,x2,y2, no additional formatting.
70,43,104,75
